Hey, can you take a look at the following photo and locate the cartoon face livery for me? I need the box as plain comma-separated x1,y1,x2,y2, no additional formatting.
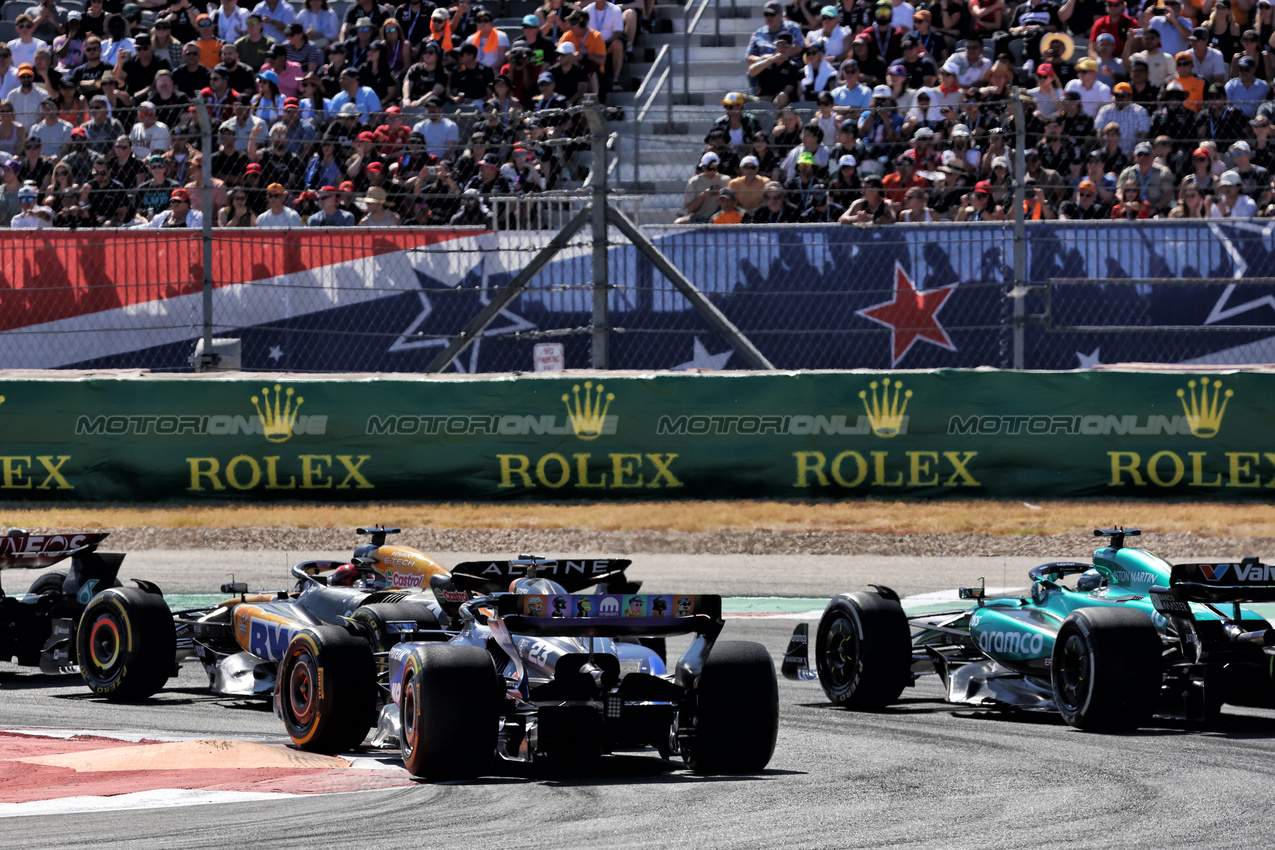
625,596,644,617
576,597,592,617
651,596,668,617
526,596,544,616
676,596,694,616
551,596,567,617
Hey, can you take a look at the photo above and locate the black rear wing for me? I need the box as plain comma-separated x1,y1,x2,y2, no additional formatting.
1166,559,1275,604
494,592,722,638
0,532,110,570
450,558,635,594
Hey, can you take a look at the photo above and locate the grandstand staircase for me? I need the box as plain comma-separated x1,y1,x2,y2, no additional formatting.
607,0,758,221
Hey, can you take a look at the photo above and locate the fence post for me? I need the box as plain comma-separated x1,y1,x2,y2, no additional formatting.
585,100,609,369
682,1,690,105
193,95,215,370
1010,88,1026,370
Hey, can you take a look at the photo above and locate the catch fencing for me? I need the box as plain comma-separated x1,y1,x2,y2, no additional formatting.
2,221,1273,372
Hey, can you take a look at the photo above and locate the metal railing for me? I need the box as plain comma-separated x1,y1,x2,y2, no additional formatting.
632,44,675,185
682,0,724,104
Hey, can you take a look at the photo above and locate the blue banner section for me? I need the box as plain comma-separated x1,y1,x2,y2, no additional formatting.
68,222,1275,373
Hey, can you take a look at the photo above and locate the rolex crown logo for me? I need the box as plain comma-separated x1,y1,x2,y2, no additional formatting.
860,379,912,438
1177,378,1232,439
251,384,304,443
562,381,614,440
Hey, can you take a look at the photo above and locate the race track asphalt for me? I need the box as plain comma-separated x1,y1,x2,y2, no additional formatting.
4,553,1275,848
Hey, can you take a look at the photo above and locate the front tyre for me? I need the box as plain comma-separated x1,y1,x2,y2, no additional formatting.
1052,608,1161,732
77,587,175,701
276,626,377,754
400,645,501,780
815,591,911,710
682,640,778,774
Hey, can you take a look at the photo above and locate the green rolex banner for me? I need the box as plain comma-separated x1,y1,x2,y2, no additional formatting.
0,370,1269,501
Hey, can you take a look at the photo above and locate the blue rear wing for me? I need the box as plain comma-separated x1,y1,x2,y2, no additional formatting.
1169,558,1275,604
495,593,723,637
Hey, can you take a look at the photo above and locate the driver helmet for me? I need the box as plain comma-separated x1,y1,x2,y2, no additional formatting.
330,563,362,586
1076,568,1106,592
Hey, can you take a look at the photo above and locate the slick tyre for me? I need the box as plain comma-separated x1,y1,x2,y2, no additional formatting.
1052,608,1161,732
682,640,778,774
28,571,67,598
277,626,377,754
400,645,501,780
77,587,176,701
349,602,445,688
815,592,911,710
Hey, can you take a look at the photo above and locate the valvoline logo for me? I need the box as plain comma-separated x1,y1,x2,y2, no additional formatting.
248,619,298,661
1199,564,1230,581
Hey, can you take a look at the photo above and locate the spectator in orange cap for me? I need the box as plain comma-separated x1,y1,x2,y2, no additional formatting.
1058,179,1109,219
1172,50,1205,110
257,182,303,226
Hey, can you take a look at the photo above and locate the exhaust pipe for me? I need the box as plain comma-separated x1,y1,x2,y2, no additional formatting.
1222,623,1275,646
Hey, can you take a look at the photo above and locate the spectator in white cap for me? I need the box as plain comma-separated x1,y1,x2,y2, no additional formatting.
1229,140,1270,205
9,182,50,228
1225,54,1270,118
677,151,728,222
827,153,860,208
129,101,171,157
947,124,979,176
727,153,768,213
1210,169,1257,217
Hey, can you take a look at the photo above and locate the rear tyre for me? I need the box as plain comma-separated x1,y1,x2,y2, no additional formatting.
400,645,500,780
28,571,67,598
77,587,175,701
815,592,911,710
276,626,377,753
682,640,777,774
1052,608,1161,732
349,602,445,689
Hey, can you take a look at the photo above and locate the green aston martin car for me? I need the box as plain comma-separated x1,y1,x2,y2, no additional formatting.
783,529,1275,731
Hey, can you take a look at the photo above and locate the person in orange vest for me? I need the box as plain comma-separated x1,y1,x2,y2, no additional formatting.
711,187,744,223
1021,177,1056,219
1171,50,1205,111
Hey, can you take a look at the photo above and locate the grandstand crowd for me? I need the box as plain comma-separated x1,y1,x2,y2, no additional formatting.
0,0,647,227
683,0,1275,223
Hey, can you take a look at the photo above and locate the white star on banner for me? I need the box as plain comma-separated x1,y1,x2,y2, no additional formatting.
671,337,733,371
267,345,284,362
1076,348,1102,369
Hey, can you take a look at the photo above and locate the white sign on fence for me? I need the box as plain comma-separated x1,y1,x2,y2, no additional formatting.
533,342,565,372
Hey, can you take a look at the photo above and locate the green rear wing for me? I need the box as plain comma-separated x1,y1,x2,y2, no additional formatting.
1160,558,1275,605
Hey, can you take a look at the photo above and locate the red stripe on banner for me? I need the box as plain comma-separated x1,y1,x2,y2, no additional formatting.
0,229,482,333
